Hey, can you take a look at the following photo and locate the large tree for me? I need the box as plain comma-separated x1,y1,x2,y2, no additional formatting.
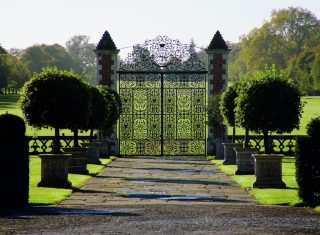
228,7,320,94
20,44,75,73
65,35,96,84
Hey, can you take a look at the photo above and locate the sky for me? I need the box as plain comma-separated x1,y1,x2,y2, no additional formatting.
1,0,320,57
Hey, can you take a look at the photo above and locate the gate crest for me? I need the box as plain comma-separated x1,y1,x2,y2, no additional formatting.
119,36,206,72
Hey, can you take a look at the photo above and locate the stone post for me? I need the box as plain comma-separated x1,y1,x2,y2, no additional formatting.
205,31,229,156
94,30,120,156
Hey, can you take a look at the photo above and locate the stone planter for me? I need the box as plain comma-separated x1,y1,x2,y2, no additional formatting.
222,143,243,165
252,154,286,188
62,147,89,174
234,148,259,175
82,142,102,164
215,140,230,159
38,154,72,188
99,139,110,158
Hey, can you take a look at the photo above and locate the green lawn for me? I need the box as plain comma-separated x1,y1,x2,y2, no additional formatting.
29,156,114,204
209,156,302,206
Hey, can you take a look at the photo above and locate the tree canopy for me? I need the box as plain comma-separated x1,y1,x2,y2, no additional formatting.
235,67,303,153
228,7,320,95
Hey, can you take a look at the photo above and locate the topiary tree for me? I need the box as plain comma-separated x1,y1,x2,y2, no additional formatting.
87,86,109,142
208,92,225,140
65,80,91,147
100,87,122,132
236,68,303,154
220,83,239,142
306,117,320,141
0,113,29,210
20,67,89,153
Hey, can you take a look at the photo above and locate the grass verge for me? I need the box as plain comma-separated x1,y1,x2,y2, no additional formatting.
208,156,302,206
29,156,115,205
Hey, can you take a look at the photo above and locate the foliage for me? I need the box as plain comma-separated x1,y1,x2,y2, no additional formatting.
236,67,303,153
100,87,122,129
208,93,224,126
0,45,7,54
295,136,320,207
20,67,89,152
20,44,75,74
65,35,96,84
228,7,320,95
87,86,109,141
306,117,320,141
0,113,29,210
220,84,238,127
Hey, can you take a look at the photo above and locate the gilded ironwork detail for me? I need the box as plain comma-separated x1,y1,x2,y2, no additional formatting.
118,36,207,156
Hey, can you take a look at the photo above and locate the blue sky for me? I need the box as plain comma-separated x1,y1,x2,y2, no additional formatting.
1,0,320,53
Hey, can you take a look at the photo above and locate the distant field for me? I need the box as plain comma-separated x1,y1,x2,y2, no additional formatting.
1,94,319,136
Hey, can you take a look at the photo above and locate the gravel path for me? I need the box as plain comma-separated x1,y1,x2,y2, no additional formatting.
0,157,319,234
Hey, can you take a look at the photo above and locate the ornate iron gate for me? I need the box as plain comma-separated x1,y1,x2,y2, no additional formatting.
118,36,207,156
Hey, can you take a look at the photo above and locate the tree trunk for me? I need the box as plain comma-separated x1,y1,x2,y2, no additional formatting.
244,128,250,148
263,130,269,154
73,129,79,147
53,127,61,154
232,126,236,143
89,129,94,143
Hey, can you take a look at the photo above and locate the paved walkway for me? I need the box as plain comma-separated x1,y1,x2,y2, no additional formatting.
60,157,254,206
1,157,320,234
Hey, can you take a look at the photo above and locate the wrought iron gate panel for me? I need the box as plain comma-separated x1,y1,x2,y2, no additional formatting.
118,36,207,156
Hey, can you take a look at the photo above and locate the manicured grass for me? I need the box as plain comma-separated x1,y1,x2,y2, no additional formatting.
29,156,114,205
209,156,302,206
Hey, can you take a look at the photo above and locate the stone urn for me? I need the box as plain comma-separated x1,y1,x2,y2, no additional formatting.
234,147,259,175
222,142,243,165
62,147,89,174
252,154,286,188
38,154,72,188
81,142,102,164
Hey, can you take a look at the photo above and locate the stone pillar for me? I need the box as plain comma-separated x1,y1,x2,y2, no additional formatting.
94,30,120,156
205,31,230,155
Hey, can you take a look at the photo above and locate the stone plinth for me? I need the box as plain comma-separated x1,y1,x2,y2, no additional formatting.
38,154,72,188
234,148,259,175
82,142,102,164
222,143,243,165
62,147,89,174
252,154,286,188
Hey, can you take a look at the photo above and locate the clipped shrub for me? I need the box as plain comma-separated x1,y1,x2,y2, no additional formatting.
295,136,320,207
0,113,29,210
306,117,320,141
87,86,109,142
220,84,238,142
208,92,225,140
